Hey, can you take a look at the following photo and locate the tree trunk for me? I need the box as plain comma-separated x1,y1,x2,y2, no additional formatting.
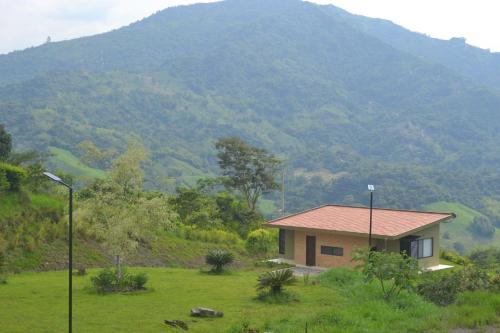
115,254,122,281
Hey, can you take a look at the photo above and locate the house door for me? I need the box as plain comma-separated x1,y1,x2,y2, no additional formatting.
306,236,316,266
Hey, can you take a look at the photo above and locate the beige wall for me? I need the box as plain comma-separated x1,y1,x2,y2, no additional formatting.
292,230,367,268
278,223,440,269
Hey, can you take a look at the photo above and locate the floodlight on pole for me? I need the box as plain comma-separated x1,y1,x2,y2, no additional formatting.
43,171,73,333
368,185,375,249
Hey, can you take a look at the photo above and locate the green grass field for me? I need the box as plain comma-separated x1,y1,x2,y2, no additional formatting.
423,202,500,252
0,268,498,332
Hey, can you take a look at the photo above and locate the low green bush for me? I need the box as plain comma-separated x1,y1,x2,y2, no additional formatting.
440,249,470,266
417,267,490,306
245,229,276,256
177,225,242,245
417,270,463,306
91,268,148,293
316,268,362,288
256,268,296,295
0,163,26,191
0,275,7,284
206,249,234,273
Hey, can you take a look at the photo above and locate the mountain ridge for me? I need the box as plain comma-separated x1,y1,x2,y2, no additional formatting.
0,0,499,231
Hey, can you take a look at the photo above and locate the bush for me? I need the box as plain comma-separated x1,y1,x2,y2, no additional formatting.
178,225,242,245
0,163,26,191
440,249,470,266
468,216,495,238
353,249,419,300
489,274,500,292
91,268,148,293
417,270,463,306
257,268,296,294
205,249,234,273
468,248,500,270
417,267,490,306
245,229,276,256
0,275,7,284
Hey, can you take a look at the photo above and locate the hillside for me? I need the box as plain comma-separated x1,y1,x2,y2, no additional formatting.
0,0,499,235
324,5,500,92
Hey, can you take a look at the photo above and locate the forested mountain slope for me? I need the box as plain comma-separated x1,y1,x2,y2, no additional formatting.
324,5,500,92
0,0,499,228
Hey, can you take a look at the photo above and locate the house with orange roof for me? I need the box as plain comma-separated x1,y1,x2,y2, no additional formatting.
267,205,455,270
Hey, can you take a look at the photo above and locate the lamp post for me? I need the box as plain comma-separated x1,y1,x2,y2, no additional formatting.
368,184,375,249
43,172,73,333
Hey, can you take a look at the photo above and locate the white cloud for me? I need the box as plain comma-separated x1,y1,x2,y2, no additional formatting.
0,0,499,55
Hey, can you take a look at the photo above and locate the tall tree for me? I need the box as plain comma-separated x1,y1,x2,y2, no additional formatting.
78,143,176,279
0,124,12,161
215,137,281,212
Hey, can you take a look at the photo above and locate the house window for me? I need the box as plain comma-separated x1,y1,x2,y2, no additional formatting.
279,229,286,255
320,246,343,256
410,238,433,259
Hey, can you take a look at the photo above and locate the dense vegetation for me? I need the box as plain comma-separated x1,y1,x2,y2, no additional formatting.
0,0,499,251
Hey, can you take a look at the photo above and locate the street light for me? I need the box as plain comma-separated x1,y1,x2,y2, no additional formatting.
368,185,375,249
43,172,73,333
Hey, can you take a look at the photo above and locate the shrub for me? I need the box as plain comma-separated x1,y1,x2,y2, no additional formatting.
440,249,470,266
417,267,490,306
246,229,276,256
0,163,26,191
91,268,148,293
257,268,296,294
179,225,242,245
417,270,463,306
468,216,495,238
0,170,8,193
489,274,500,292
353,249,419,300
206,249,234,273
460,267,490,291
468,248,500,270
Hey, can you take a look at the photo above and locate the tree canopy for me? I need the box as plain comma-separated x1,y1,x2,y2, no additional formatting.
215,137,281,212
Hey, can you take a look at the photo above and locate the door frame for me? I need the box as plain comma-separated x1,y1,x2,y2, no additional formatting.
306,235,316,266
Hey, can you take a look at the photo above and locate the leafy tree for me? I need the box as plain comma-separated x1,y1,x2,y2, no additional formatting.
468,216,495,238
0,124,11,161
78,140,116,169
353,249,419,300
215,137,281,212
246,229,276,256
77,144,176,279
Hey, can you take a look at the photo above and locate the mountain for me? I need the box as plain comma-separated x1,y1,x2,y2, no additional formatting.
1,0,500,235
323,5,500,92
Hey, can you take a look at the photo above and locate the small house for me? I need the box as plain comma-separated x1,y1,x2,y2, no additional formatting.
267,205,455,270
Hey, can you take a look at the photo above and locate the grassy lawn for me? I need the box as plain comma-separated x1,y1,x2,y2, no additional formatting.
1,268,498,332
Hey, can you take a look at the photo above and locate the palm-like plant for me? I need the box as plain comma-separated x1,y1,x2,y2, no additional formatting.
257,268,296,294
206,249,234,273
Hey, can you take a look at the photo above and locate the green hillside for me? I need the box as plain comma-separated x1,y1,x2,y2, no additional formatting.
424,202,500,253
0,0,499,219
50,147,106,180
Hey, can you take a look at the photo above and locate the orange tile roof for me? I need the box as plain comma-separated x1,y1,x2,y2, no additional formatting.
267,205,454,238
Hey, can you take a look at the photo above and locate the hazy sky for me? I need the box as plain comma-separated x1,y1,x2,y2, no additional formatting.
1,0,499,55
